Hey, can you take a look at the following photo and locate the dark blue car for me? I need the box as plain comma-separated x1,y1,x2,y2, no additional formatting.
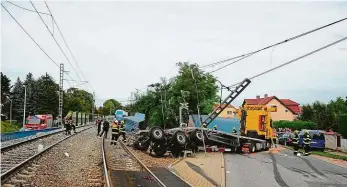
299,130,325,151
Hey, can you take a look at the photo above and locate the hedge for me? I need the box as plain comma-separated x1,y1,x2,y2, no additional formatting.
1,121,20,133
273,120,317,130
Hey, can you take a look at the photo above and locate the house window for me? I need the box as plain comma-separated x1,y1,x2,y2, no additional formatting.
227,111,232,115
285,109,288,113
270,105,277,112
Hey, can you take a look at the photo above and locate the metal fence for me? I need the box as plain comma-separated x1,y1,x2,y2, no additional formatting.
341,139,347,150
0,127,60,142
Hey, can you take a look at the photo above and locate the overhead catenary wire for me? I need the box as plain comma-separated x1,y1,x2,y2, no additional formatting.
203,17,347,72
2,3,77,88
6,0,50,15
227,36,347,88
44,1,88,82
1,3,59,68
30,1,84,83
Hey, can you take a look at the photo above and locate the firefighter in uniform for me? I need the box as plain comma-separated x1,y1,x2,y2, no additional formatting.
111,121,119,145
232,127,237,135
292,130,299,155
303,130,311,155
118,120,126,142
202,123,207,129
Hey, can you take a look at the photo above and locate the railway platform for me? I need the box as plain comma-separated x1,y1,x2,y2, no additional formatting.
171,152,225,187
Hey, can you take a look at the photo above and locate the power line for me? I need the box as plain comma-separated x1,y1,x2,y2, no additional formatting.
6,0,50,15
1,3,59,68
203,17,347,72
227,36,347,88
44,1,87,82
2,3,76,86
30,1,84,83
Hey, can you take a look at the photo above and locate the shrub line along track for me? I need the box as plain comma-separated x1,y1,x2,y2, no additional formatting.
1,125,93,184
102,138,167,187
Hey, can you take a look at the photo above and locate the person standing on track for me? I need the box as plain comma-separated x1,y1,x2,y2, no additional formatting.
65,118,71,135
70,119,76,133
119,120,126,142
99,120,110,138
111,120,119,145
96,119,102,136
292,130,299,155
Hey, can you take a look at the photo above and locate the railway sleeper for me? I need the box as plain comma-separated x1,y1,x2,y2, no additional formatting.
2,184,15,187
16,173,32,179
21,169,35,175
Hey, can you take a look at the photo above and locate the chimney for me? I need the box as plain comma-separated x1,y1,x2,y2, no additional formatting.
264,94,268,98
256,95,260,99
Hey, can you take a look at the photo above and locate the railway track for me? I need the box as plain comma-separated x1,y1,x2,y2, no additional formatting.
1,125,93,185
102,137,166,187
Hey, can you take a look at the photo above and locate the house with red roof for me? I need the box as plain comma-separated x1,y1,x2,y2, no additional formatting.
213,104,237,118
242,94,301,121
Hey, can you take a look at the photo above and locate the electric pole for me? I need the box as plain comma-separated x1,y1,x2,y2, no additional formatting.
58,63,64,127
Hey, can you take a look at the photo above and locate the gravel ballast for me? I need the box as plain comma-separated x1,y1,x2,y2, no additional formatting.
3,126,104,187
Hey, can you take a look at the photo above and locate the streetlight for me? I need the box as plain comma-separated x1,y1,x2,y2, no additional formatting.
22,84,27,129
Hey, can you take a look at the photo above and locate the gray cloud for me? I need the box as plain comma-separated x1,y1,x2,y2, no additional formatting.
2,1,347,107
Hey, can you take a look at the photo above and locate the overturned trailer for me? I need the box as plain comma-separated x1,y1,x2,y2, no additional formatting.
132,78,277,156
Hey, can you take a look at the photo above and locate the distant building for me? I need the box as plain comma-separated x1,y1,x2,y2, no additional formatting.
242,94,301,121
213,104,237,118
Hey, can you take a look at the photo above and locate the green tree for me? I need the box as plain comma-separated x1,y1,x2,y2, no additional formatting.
11,77,24,121
128,62,218,129
1,72,12,118
299,104,314,121
102,99,122,115
35,73,59,117
63,87,94,116
23,73,38,116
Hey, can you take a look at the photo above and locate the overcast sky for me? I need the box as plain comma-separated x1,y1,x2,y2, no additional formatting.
2,1,347,107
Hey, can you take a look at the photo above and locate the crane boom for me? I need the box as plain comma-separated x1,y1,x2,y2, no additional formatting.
200,78,251,127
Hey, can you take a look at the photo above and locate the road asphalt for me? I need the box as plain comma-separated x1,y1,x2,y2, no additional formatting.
224,149,347,187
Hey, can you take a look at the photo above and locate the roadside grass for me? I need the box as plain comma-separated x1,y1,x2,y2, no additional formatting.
283,145,347,161
1,121,20,133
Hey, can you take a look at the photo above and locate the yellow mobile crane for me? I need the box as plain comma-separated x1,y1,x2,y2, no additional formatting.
237,104,277,150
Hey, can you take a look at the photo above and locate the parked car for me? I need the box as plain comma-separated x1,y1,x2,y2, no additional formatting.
299,130,325,151
277,132,293,145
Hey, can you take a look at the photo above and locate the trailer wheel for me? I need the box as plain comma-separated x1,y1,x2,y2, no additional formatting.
250,143,256,153
149,126,164,142
173,131,187,146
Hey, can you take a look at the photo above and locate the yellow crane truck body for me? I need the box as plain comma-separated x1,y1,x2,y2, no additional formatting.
237,104,277,141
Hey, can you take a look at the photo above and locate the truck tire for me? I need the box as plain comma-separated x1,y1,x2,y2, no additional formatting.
149,126,164,142
190,129,204,143
134,136,150,151
250,143,256,153
172,131,187,146
152,142,167,157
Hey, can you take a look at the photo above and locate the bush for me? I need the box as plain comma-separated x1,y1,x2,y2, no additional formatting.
273,120,317,131
338,114,347,138
1,121,20,133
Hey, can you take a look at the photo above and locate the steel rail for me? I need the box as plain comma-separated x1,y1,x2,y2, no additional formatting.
101,137,111,187
119,140,167,187
0,126,93,183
